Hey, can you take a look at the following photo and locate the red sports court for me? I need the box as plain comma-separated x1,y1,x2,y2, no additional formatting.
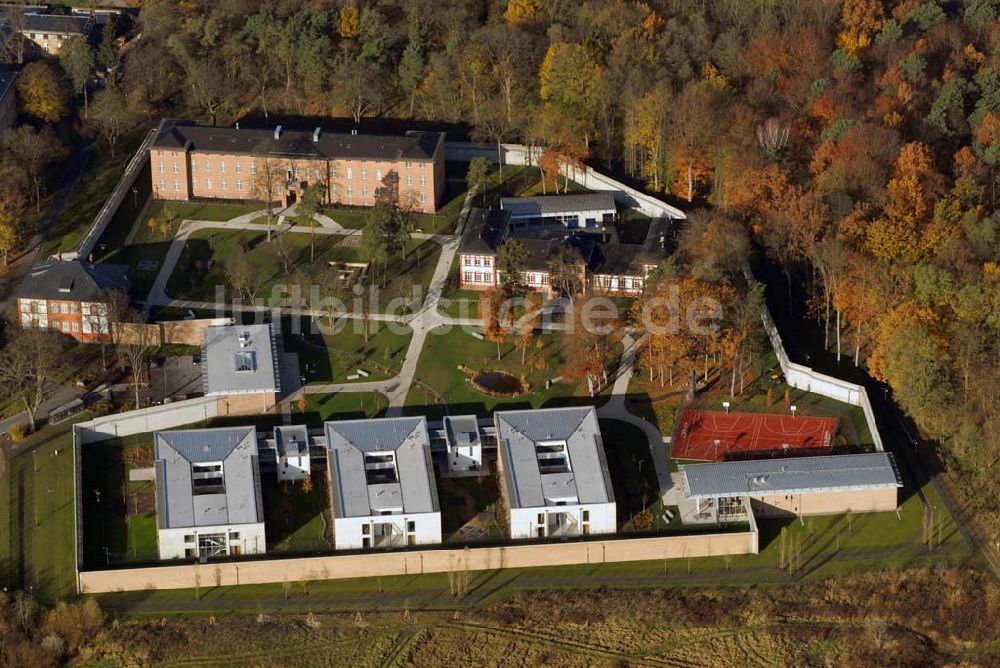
672,409,838,462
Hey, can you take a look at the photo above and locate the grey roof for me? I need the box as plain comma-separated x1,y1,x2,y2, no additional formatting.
444,415,482,449
2,11,94,35
458,207,510,256
324,417,439,518
202,323,280,396
495,407,614,509
274,425,308,459
501,193,616,218
591,218,672,277
154,426,264,530
520,235,595,272
680,453,902,500
15,259,129,302
152,119,444,162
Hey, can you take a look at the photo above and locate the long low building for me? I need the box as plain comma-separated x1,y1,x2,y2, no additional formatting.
501,193,616,232
324,417,442,550
150,119,446,212
495,407,617,539
680,453,902,520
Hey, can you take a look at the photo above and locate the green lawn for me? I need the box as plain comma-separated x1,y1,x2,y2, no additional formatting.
80,434,159,569
262,475,332,553
45,129,150,256
292,392,389,427
1,415,91,602
599,419,661,531
166,228,441,313
147,200,260,222
402,325,588,418
282,316,412,384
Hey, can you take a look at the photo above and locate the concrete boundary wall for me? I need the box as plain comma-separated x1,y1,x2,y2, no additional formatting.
72,128,157,261
74,396,220,444
78,528,758,594
759,297,885,452
444,141,687,220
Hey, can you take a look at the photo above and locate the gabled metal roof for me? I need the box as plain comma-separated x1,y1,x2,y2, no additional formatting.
324,417,439,518
680,453,902,500
495,407,614,509
154,426,264,530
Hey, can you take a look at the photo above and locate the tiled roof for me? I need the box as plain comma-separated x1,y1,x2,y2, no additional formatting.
15,259,128,302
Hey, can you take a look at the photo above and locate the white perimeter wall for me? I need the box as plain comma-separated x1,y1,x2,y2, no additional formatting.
158,522,266,560
333,512,442,550
444,141,687,220
509,503,616,540
757,294,885,452
74,396,220,444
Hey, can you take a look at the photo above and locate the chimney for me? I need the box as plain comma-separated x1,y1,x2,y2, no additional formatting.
312,127,321,142
274,125,282,140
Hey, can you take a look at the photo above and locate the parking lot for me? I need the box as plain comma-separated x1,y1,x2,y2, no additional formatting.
148,356,203,404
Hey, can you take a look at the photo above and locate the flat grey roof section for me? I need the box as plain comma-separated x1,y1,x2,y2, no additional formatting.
202,323,279,396
324,417,439,518
680,453,902,500
495,407,614,509
154,426,264,530
500,193,616,218
274,425,308,459
444,415,482,449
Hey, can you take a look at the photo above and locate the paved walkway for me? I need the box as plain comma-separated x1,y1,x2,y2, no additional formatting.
595,331,673,502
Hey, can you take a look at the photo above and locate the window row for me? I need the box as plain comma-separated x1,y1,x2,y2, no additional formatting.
463,256,493,267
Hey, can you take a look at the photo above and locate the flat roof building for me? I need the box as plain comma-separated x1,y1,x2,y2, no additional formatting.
495,407,616,539
324,417,441,550
154,426,266,560
680,453,901,519
443,414,483,474
501,193,616,231
274,425,310,482
201,323,280,413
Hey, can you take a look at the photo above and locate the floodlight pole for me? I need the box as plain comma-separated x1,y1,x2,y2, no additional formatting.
790,405,797,418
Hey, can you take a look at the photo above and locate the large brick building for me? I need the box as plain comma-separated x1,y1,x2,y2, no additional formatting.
15,259,129,343
149,120,447,213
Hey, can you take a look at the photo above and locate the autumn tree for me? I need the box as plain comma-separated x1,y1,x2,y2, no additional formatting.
250,155,283,240
16,60,69,124
88,85,138,157
481,286,509,361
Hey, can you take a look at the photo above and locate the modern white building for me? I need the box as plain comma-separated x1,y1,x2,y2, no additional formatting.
680,453,901,521
201,323,280,412
501,193,617,232
495,407,617,540
324,417,441,550
443,415,483,473
153,426,267,560
274,425,311,482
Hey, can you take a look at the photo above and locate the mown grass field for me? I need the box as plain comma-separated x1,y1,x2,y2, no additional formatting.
282,316,412,385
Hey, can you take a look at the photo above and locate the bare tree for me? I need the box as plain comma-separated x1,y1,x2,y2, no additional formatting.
0,331,64,433
225,250,266,303
116,309,158,408
251,155,283,240
91,288,130,373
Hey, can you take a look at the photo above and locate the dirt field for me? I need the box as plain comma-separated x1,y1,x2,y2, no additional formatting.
78,567,1000,667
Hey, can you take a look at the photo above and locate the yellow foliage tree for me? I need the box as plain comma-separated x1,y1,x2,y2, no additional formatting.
504,0,543,25
837,0,885,56
338,6,360,39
